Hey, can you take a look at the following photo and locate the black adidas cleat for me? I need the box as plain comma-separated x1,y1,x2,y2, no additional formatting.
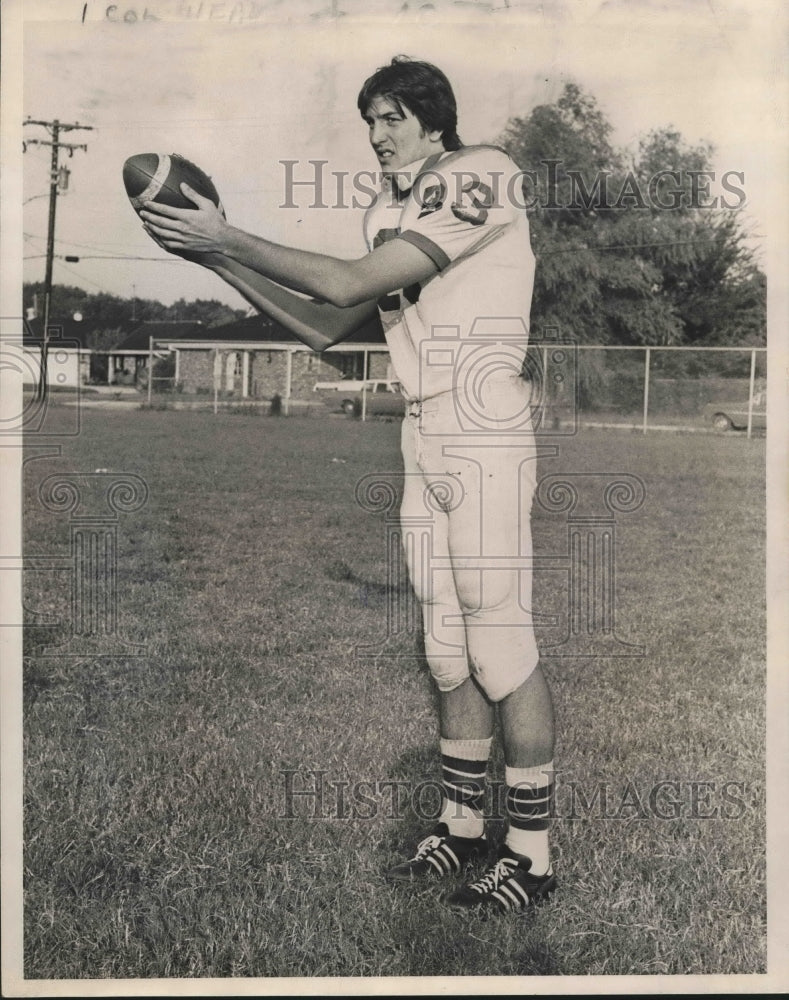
385,823,489,883
444,844,556,914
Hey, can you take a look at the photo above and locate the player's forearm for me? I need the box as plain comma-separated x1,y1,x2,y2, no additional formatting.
219,226,372,308
204,256,379,352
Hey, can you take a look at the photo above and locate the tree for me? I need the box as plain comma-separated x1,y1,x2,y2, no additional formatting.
629,128,762,346
25,282,142,340
161,297,246,327
497,84,766,347
500,84,682,344
23,283,246,346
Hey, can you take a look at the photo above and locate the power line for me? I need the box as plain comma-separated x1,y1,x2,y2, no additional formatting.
39,235,165,252
24,253,191,263
42,236,177,254
23,229,198,256
53,258,112,293
63,254,193,262
87,114,325,128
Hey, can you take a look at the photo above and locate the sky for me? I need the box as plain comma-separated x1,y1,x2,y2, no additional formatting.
14,0,787,312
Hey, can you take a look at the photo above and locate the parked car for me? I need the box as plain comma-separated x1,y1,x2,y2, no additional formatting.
356,380,405,417
315,378,404,416
313,376,370,395
703,388,766,432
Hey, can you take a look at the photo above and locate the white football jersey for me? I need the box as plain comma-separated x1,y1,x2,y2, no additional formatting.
363,145,536,402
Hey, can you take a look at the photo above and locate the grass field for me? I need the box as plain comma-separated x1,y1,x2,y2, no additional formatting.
21,408,766,981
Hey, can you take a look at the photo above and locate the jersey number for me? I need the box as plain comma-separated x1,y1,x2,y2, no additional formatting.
451,180,495,226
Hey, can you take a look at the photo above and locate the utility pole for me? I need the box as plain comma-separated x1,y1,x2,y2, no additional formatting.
23,118,93,401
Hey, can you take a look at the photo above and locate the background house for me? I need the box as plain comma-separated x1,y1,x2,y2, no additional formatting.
19,309,393,401
107,321,205,386
149,313,391,401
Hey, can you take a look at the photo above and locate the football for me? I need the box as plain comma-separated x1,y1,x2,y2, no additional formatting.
122,152,224,215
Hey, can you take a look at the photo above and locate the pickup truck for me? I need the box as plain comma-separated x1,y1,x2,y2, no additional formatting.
313,378,404,416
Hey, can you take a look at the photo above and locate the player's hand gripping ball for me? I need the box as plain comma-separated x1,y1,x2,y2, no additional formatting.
123,152,224,214
123,153,225,260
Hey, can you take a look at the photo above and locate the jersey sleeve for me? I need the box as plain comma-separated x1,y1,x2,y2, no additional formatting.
397,147,524,271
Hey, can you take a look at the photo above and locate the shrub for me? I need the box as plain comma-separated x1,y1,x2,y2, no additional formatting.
151,355,176,393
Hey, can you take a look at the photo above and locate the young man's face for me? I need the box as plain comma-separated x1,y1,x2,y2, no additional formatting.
363,95,443,176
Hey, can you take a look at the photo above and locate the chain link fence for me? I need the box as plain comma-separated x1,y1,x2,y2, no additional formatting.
141,338,767,435
529,343,766,437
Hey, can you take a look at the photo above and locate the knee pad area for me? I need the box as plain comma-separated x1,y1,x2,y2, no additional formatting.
470,665,530,703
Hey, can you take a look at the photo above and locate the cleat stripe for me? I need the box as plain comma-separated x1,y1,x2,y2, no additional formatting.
508,880,532,905
435,847,454,874
492,889,512,911
499,883,524,909
427,855,445,874
442,845,461,871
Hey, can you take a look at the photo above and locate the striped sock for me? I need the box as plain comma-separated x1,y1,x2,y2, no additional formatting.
504,762,554,876
438,737,492,839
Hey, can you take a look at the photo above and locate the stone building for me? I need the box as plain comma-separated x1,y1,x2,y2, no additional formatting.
110,321,204,386
149,313,392,403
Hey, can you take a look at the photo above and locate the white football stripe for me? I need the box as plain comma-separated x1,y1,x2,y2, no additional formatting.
130,154,172,209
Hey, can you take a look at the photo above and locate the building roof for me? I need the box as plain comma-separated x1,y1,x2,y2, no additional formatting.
22,310,387,352
22,317,98,349
152,312,387,347
114,321,205,351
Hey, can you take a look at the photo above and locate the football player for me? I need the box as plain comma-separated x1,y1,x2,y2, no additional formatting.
140,56,557,915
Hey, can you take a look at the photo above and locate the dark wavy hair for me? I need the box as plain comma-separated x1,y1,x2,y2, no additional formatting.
357,56,462,151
